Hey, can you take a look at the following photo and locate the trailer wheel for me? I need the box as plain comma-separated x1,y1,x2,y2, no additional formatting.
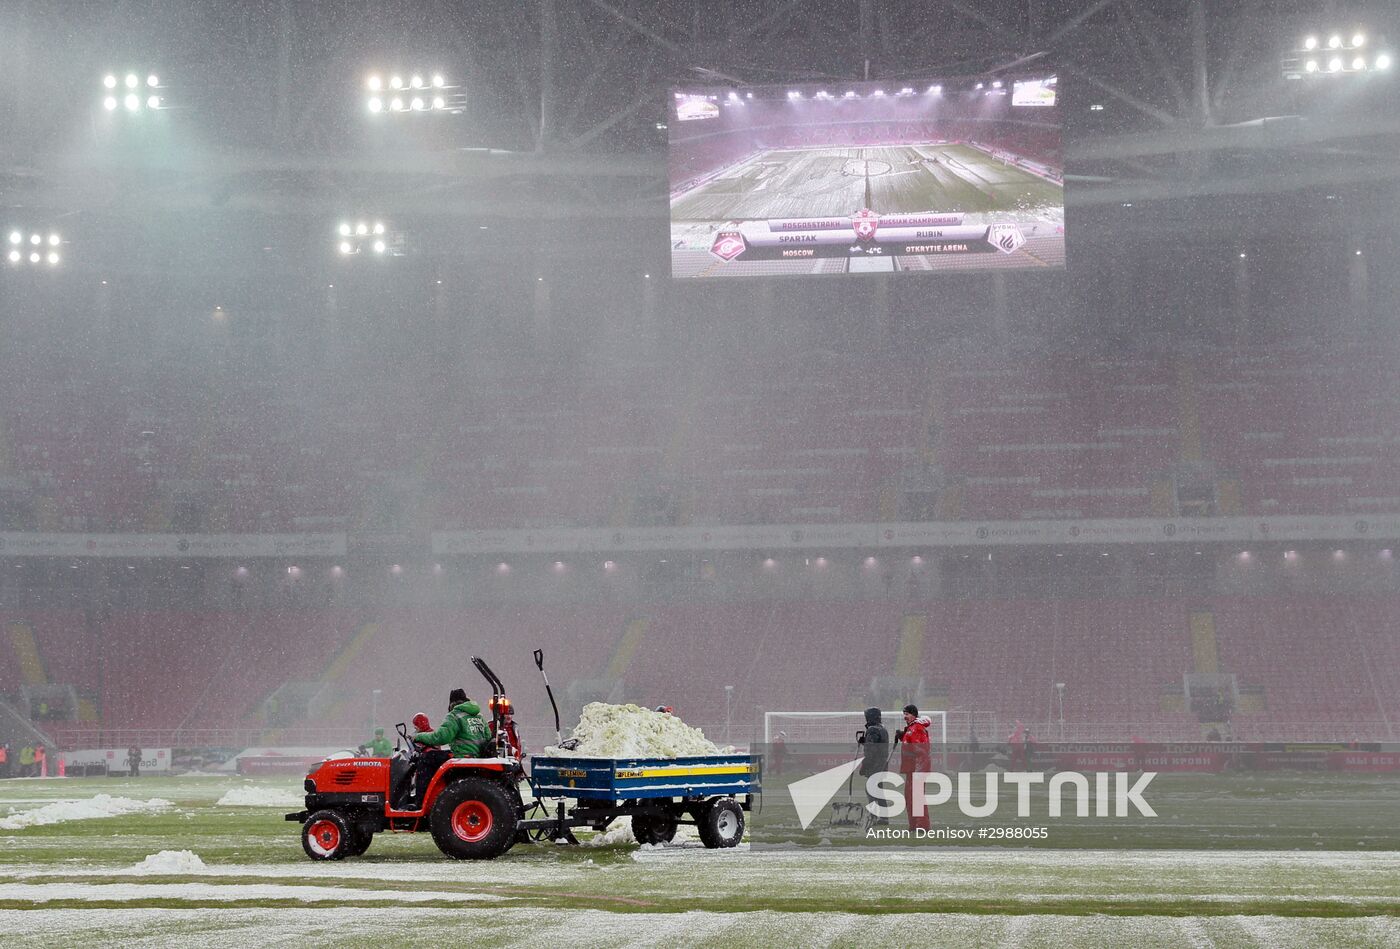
697,798,744,849
429,778,517,860
631,814,678,845
302,810,354,860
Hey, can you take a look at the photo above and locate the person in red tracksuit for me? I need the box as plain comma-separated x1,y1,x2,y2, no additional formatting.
896,704,933,832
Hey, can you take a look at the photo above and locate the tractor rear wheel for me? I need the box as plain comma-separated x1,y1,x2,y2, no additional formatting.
429,778,518,860
302,810,354,860
697,798,744,849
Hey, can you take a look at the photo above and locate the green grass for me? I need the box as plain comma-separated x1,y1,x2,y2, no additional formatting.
1,774,1399,946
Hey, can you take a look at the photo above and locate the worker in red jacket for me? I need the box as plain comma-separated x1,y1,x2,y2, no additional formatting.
896,704,933,832
488,696,524,759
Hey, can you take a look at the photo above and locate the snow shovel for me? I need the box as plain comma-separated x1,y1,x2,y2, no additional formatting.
828,732,866,827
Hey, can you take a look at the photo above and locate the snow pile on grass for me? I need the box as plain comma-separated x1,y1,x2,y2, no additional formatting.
546,703,720,758
127,850,206,874
585,817,635,847
215,786,303,808
0,795,173,831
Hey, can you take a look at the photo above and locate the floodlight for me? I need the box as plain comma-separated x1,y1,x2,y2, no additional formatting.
125,73,138,88
28,252,39,263
1353,34,1365,47
355,222,368,235
1328,35,1342,49
28,234,39,245
146,74,158,87
432,74,445,88
1353,56,1366,70
6,250,17,263
46,252,58,264
431,96,445,110
390,97,404,111
367,75,382,91
372,239,386,254
47,234,59,246
104,96,118,110
146,95,159,109
992,80,1003,88
389,75,403,89
1304,36,1318,50
872,89,885,96
1305,59,1319,72
928,84,942,94
1376,53,1391,70
410,75,424,89
410,97,424,110
368,97,382,112
338,222,351,236
8,232,19,244
372,222,385,235
124,93,140,110
1329,57,1343,71
844,90,856,98
103,74,117,88
975,82,984,89
338,241,353,255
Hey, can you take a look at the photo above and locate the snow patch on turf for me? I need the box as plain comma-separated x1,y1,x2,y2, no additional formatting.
586,817,635,847
0,882,506,904
546,703,721,757
0,795,173,831
126,850,207,874
215,786,302,808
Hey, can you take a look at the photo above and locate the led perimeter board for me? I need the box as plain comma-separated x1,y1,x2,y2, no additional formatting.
668,77,1064,278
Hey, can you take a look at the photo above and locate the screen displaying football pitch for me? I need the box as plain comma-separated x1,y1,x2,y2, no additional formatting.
669,78,1064,278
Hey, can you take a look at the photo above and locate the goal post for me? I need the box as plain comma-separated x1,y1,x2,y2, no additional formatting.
763,710,948,747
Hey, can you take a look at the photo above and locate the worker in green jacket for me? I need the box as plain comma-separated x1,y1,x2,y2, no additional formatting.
368,727,392,757
414,696,490,757
19,745,34,777
406,692,491,808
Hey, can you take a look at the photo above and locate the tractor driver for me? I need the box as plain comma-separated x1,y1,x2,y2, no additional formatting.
407,688,491,808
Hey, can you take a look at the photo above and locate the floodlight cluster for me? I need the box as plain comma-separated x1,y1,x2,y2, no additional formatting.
102,72,162,111
336,220,391,256
365,72,458,113
6,230,61,266
1294,32,1392,75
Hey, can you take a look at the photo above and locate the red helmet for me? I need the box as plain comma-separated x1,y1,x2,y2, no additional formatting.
412,712,430,732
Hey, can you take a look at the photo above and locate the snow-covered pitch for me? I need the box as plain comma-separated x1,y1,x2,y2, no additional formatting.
0,773,1397,947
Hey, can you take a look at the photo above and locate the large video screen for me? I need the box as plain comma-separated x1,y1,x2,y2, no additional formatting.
668,77,1064,277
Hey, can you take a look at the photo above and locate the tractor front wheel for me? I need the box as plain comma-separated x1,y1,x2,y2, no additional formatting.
429,778,518,860
302,810,354,860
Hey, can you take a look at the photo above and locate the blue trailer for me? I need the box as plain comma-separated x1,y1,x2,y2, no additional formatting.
523,753,760,847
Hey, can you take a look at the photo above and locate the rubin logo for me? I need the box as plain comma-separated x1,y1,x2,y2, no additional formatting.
786,762,1157,830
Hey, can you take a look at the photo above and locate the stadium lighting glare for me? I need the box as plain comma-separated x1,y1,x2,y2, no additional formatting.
7,231,19,244
146,95,159,109
410,97,424,111
1089,102,1104,110
872,89,885,96
727,91,739,101
390,75,403,89
1353,33,1365,47
1377,53,1391,70
28,233,39,245
432,74,445,88
124,73,138,89
47,233,59,246
410,75,424,89
338,222,351,236
1328,57,1343,72
1304,36,1318,50
368,97,382,112
927,84,942,94
103,96,118,110
844,90,856,98
6,250,18,263
745,91,753,99
372,221,385,235
992,80,1004,88
123,93,140,110
1352,56,1366,70
431,96,445,110
390,97,404,111
974,82,984,89
372,239,387,254
897,87,914,96
1328,35,1342,49
146,74,158,87
103,74,117,88
355,222,368,236
338,241,353,255
786,90,801,99
28,252,39,263
46,252,58,264
1305,59,1319,72
367,74,382,91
